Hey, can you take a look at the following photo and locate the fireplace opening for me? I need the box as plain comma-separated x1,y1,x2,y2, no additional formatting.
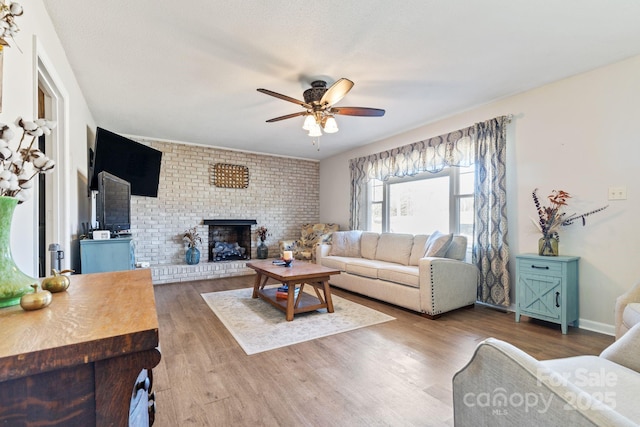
204,219,257,262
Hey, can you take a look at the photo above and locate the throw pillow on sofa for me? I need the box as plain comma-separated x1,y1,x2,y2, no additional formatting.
330,230,363,257
424,231,453,257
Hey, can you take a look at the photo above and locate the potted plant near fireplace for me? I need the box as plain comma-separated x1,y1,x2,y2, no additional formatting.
183,226,202,265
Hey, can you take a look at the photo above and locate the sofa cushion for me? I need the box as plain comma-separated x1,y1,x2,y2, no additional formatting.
444,235,468,261
344,258,383,279
320,256,353,271
377,265,420,288
375,233,414,266
330,230,362,257
424,230,453,257
409,235,429,266
360,232,380,260
622,303,640,332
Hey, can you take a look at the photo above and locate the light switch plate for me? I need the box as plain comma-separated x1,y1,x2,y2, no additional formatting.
608,186,627,200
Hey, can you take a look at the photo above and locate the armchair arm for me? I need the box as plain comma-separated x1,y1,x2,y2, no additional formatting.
453,338,635,426
601,323,640,373
418,257,478,316
315,243,332,264
615,280,640,339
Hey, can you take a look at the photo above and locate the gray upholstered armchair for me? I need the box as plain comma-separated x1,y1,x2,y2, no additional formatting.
279,223,339,261
453,324,640,426
615,280,640,339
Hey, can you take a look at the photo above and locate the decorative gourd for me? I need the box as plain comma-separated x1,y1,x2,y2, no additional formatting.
20,284,52,311
41,269,74,293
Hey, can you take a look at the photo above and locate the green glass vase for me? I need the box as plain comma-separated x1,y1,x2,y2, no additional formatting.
538,235,559,257
257,241,268,259
0,196,38,307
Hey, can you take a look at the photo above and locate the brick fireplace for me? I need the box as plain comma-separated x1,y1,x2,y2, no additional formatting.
203,219,257,262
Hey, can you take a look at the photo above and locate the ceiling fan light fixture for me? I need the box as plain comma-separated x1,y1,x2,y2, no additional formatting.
302,114,316,131
323,116,339,133
308,123,322,137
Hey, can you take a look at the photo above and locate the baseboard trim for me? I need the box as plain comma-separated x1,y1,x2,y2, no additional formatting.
577,319,615,336
475,301,615,336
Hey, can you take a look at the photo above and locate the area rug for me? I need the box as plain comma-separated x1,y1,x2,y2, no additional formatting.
201,286,395,355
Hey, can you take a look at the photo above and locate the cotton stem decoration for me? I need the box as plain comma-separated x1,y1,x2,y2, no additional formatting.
0,1,22,48
0,117,57,202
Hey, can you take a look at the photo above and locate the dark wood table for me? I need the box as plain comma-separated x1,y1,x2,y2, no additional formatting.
0,269,161,426
247,260,341,321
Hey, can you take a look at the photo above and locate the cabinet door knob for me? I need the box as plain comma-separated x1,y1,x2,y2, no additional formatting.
555,291,560,308
531,264,549,270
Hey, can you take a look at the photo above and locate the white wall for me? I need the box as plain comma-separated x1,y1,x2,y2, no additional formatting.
1,0,95,275
320,54,640,334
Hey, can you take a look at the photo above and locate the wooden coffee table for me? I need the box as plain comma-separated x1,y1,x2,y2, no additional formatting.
247,260,341,321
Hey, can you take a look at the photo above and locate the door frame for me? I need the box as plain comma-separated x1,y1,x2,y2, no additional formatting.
35,37,70,274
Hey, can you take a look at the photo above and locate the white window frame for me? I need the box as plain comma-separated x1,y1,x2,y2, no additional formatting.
366,165,474,235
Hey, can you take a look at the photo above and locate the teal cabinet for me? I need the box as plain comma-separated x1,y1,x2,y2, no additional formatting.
80,238,135,273
515,254,579,334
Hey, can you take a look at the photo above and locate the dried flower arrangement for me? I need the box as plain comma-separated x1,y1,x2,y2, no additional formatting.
0,1,23,47
0,117,57,203
256,225,268,242
532,188,608,241
183,226,201,248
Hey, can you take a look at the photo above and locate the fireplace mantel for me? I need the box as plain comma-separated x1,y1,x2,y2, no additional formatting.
204,219,257,226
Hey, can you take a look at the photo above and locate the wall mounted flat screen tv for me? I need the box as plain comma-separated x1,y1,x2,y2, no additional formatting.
89,127,162,197
96,171,131,233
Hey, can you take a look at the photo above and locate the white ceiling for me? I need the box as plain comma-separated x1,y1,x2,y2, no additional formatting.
43,0,640,160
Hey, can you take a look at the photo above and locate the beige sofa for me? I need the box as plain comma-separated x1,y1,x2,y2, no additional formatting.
316,231,479,318
452,323,640,426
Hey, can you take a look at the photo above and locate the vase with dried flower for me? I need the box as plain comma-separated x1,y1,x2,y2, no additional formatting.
532,188,608,256
183,226,201,265
0,117,56,307
256,225,268,259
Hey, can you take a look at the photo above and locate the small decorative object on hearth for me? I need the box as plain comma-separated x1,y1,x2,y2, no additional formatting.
183,226,201,265
532,188,608,256
0,117,56,307
256,225,268,259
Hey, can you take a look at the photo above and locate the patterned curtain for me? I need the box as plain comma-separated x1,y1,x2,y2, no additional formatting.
473,116,510,306
349,126,475,229
348,115,511,307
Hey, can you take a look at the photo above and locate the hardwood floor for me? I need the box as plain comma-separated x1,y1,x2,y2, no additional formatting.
151,275,614,427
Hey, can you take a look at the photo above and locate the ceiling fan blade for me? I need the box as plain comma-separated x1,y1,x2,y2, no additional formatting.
320,78,354,106
332,107,386,117
265,111,307,123
257,88,312,109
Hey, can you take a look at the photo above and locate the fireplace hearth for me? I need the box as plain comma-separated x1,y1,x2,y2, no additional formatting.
203,219,257,262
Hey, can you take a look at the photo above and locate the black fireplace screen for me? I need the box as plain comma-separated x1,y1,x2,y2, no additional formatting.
203,219,257,262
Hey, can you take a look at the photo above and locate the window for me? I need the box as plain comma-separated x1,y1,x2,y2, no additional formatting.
367,165,474,243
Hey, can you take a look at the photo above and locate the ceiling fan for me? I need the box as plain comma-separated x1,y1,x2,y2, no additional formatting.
257,78,385,138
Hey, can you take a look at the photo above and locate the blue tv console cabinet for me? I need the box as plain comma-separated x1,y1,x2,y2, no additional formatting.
80,237,135,274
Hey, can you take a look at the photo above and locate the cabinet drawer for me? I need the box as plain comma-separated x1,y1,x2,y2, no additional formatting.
517,258,562,276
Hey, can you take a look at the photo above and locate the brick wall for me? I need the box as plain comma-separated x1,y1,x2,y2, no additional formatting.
128,139,320,282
